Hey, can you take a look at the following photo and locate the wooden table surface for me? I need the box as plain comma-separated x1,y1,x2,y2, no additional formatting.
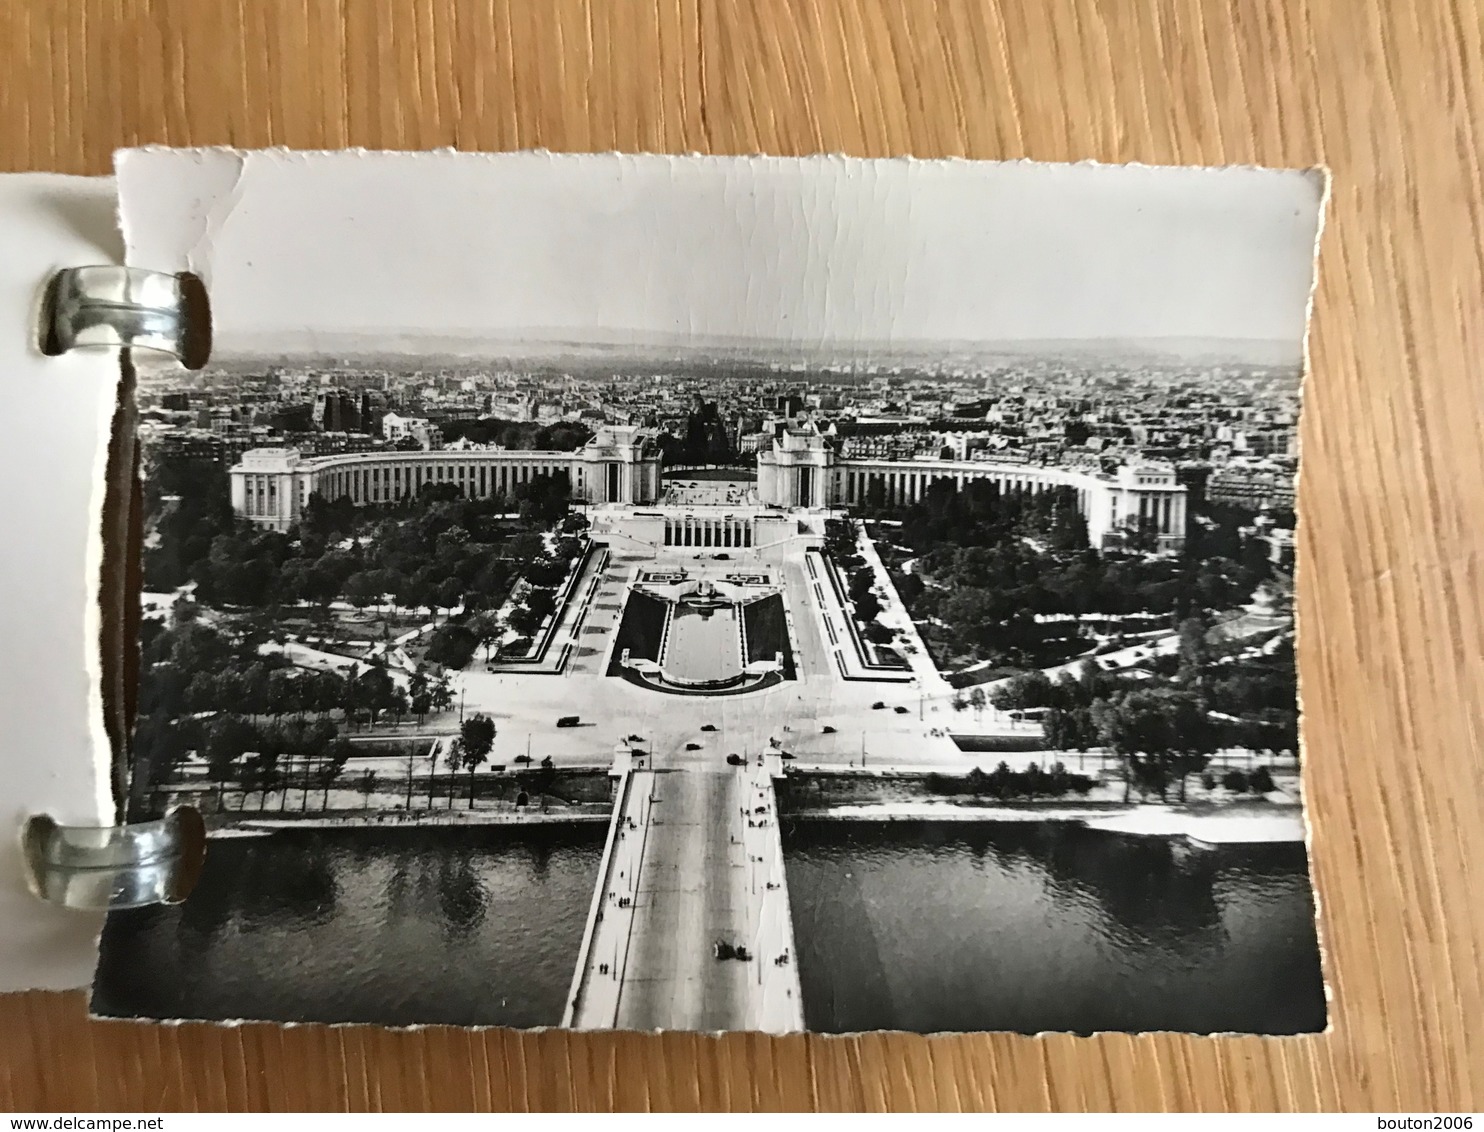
2,0,1481,1113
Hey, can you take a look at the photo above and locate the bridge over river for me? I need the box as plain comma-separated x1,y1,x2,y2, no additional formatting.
563,747,803,1032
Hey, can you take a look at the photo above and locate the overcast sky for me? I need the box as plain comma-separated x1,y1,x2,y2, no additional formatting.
120,150,1325,359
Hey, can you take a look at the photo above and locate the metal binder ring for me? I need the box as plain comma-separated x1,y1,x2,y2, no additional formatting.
22,806,206,910
43,266,210,368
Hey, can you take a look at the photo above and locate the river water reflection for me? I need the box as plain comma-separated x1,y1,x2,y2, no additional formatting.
94,825,605,1028
94,819,1324,1034
782,820,1326,1035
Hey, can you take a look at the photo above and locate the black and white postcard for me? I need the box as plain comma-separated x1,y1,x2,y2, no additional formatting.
93,150,1327,1034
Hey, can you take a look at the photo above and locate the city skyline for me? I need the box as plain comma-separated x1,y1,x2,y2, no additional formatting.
194,331,1311,372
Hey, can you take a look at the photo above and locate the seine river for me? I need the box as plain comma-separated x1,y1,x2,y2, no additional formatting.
94,820,1325,1034
93,825,606,1028
782,820,1326,1035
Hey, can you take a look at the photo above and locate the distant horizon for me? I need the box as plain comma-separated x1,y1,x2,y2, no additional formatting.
202,330,1305,372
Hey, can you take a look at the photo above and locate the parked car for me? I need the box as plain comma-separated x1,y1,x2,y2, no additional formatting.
700,723,718,732
725,753,745,766
556,715,580,728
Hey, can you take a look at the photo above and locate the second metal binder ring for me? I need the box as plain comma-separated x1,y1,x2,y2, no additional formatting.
22,806,207,911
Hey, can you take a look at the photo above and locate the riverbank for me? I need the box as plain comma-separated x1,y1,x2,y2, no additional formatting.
207,806,612,837
784,799,1305,844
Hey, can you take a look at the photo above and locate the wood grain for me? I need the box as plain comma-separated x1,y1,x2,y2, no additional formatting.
1,0,1481,1112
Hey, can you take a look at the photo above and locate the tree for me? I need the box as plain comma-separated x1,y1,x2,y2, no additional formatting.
425,622,479,670
507,603,543,637
506,532,546,563
1044,705,1098,752
1175,614,1210,685
1124,515,1162,554
241,662,271,716
852,587,882,622
266,669,298,721
343,571,382,611
339,671,361,730
442,738,464,808
966,686,987,722
357,769,378,811
357,665,396,724
1092,688,1215,802
239,749,281,812
524,586,557,622
317,738,352,810
895,572,926,607
411,689,433,724
525,557,570,587
515,471,573,523
458,713,497,808
1092,690,1176,801
824,518,859,561
1165,692,1219,800
310,670,342,719
990,670,1056,711
434,576,465,619
468,613,503,663
204,714,255,799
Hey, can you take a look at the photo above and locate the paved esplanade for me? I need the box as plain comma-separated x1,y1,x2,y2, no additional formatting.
461,488,992,1032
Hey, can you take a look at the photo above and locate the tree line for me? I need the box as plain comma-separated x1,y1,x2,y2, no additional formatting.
438,418,594,452
873,483,1275,673
822,520,902,649
989,626,1298,801
131,614,456,806
143,456,578,622
879,478,1091,553
418,525,589,670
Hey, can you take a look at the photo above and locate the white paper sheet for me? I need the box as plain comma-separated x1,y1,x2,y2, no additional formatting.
117,149,1322,360
0,175,120,991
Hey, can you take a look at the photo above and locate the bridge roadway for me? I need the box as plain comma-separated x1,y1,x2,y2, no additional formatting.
563,746,803,1032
